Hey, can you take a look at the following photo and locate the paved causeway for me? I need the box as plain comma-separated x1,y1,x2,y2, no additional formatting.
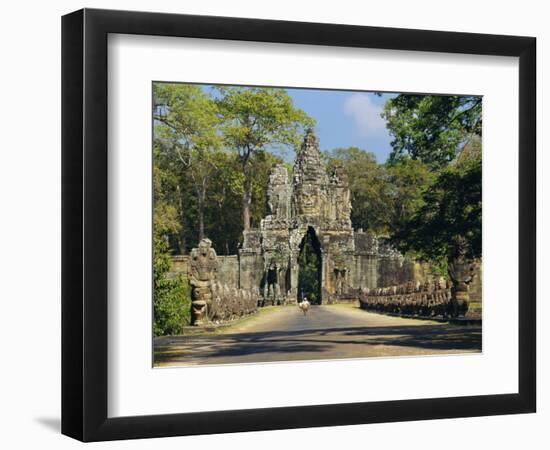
154,305,481,367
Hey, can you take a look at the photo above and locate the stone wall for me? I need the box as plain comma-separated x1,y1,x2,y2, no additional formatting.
348,254,378,293
468,262,482,304
239,230,265,292
172,251,482,310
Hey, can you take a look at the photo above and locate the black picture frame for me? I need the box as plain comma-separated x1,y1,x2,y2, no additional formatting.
62,8,536,442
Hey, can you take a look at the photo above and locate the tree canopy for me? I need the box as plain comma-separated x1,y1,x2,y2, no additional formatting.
383,93,482,283
152,84,309,255
390,155,482,267
153,83,222,240
325,94,482,285
216,86,315,230
325,148,434,236
383,95,482,169
325,147,390,234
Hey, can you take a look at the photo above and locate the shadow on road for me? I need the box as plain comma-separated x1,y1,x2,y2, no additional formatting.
154,323,481,365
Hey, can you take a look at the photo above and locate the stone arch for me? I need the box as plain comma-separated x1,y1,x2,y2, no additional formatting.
297,226,323,304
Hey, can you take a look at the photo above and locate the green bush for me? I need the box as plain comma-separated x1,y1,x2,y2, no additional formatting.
153,236,191,336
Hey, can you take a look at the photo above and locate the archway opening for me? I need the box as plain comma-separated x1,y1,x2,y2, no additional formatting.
298,226,322,304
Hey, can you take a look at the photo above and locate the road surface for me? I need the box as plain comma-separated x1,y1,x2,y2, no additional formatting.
154,305,481,367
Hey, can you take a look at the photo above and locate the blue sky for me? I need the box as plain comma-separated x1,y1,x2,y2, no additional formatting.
286,88,397,162
202,85,397,163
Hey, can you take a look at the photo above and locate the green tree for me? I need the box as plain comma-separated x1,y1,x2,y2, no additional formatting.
324,148,433,235
383,94,483,313
152,163,191,335
216,86,315,230
153,235,191,336
390,155,482,307
203,151,243,255
325,147,391,233
385,157,435,234
383,95,482,168
153,83,222,241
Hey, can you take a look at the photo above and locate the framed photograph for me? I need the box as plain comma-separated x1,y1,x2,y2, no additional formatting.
62,8,536,442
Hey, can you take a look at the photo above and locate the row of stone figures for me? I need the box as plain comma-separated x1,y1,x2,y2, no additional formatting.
208,282,258,324
188,238,258,326
358,279,469,318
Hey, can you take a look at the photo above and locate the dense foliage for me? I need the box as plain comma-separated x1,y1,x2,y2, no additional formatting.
153,84,313,255
384,95,482,282
153,162,191,336
391,155,482,269
326,94,482,279
153,235,191,336
325,148,434,236
383,95,481,169
325,147,391,234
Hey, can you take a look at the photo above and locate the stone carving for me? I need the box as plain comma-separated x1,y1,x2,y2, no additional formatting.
234,129,462,306
208,282,258,323
358,278,458,317
189,238,258,325
448,250,476,317
249,129,359,304
266,164,291,221
188,238,218,326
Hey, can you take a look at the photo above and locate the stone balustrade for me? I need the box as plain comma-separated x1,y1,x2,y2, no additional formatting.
188,238,258,326
209,282,258,324
358,279,466,318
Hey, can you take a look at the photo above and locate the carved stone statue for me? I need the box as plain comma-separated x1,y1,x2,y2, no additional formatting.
266,164,291,221
334,267,348,296
448,257,476,317
188,238,218,325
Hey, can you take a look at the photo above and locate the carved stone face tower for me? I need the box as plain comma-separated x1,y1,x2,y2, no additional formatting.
292,130,330,220
243,129,355,304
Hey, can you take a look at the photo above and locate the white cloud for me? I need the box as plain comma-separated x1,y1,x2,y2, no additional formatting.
343,94,385,136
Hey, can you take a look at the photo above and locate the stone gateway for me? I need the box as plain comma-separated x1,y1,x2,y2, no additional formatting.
238,129,419,305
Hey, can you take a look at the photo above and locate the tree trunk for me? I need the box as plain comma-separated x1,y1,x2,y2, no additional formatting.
241,150,252,231
196,186,206,241
176,185,186,254
242,190,252,231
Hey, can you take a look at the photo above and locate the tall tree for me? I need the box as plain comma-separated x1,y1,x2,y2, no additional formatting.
216,86,314,230
390,155,482,311
383,94,482,313
383,95,482,169
153,164,181,244
203,151,243,255
153,83,222,241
